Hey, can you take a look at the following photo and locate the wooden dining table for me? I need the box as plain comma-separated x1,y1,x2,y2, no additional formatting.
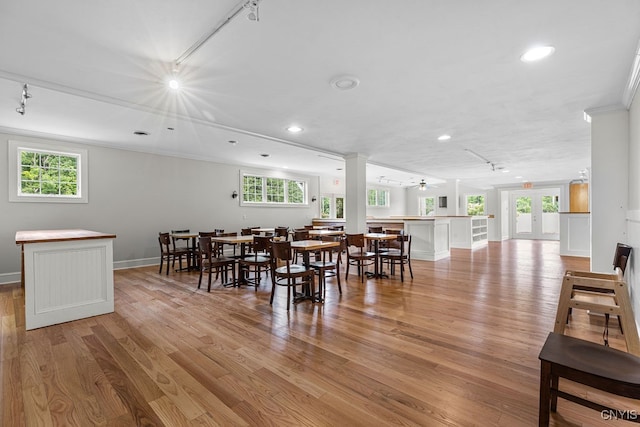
290,239,340,302
308,229,345,238
364,233,398,279
170,232,199,271
210,234,255,287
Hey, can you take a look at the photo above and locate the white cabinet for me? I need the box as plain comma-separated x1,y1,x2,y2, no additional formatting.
450,216,488,249
16,229,116,330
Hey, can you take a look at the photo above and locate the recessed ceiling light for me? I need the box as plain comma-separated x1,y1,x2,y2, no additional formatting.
168,79,180,90
502,170,510,173
282,165,289,169
330,75,360,90
133,131,149,136
287,125,303,133
437,134,451,141
520,46,555,62
515,176,523,179
228,140,237,145
260,153,270,158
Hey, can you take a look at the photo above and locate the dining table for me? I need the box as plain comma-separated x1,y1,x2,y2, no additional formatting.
170,231,199,271
364,233,398,279
210,234,255,287
290,239,340,302
308,229,345,239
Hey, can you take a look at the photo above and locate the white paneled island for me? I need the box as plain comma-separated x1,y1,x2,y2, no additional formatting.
16,229,116,330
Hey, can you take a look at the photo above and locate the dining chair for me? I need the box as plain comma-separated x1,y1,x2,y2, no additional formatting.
239,235,272,291
292,229,310,263
309,235,344,299
197,236,236,292
367,226,384,251
158,232,191,275
215,231,238,257
345,233,376,282
270,240,315,311
379,234,413,282
275,226,289,240
171,229,191,250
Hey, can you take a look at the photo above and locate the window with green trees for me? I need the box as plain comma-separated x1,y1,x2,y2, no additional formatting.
421,197,435,216
9,141,88,203
367,188,389,207
466,194,485,215
242,174,307,205
542,195,559,213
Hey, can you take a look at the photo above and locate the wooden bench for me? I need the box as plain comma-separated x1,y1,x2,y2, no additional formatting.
538,332,640,426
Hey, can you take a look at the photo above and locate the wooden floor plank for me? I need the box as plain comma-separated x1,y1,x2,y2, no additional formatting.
1,240,639,426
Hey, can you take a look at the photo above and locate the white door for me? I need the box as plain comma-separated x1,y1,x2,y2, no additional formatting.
511,189,560,240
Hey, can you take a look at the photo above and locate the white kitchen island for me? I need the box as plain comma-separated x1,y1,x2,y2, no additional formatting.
16,229,116,330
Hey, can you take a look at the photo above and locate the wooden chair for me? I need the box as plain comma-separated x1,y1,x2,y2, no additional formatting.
309,235,344,299
292,229,310,263
275,226,289,240
538,332,640,426
197,236,236,292
565,243,633,339
239,235,272,291
554,269,640,355
345,233,376,282
367,226,384,251
171,228,191,251
158,232,190,275
269,240,315,311
379,234,413,282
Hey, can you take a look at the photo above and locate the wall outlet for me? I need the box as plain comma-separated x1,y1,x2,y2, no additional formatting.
242,214,247,220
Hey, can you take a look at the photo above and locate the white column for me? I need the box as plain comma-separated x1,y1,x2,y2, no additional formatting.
345,153,368,234
589,107,629,272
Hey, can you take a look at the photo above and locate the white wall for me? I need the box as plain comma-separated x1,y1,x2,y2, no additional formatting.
627,94,640,327
1,133,320,283
590,109,629,272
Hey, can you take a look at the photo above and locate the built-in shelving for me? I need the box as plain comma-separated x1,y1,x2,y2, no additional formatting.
451,216,488,249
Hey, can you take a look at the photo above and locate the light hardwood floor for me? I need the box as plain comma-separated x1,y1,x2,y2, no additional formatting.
1,240,638,426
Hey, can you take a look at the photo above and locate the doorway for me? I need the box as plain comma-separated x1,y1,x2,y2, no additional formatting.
511,189,560,240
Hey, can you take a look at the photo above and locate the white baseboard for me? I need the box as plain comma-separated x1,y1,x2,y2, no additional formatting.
0,272,20,285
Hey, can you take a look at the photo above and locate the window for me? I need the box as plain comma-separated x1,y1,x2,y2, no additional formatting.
466,194,485,215
241,172,308,206
419,197,435,216
320,194,345,218
9,140,88,203
367,188,389,207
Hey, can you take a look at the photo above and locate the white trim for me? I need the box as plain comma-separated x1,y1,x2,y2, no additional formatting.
8,140,88,203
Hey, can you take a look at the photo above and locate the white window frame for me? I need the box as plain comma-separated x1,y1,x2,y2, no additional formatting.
8,140,88,203
239,170,309,207
465,193,486,215
320,194,345,218
419,196,435,216
367,188,390,207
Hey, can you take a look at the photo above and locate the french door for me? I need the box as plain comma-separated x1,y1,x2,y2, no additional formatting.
511,189,560,240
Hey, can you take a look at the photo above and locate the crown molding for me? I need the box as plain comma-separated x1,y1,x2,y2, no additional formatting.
584,104,627,118
622,38,640,108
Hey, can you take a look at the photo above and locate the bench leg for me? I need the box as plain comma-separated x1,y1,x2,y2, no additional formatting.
539,360,551,427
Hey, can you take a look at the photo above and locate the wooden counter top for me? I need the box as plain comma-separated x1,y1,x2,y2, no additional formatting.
16,229,116,245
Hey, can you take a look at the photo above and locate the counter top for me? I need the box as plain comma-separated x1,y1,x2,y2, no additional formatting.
16,229,116,245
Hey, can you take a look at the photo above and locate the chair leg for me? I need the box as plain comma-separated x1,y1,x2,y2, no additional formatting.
336,265,342,294
198,268,203,289
159,256,164,274
400,260,404,282
408,259,413,279
207,267,213,292
286,285,291,311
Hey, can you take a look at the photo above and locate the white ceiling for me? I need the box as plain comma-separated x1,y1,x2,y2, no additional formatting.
1,0,640,189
